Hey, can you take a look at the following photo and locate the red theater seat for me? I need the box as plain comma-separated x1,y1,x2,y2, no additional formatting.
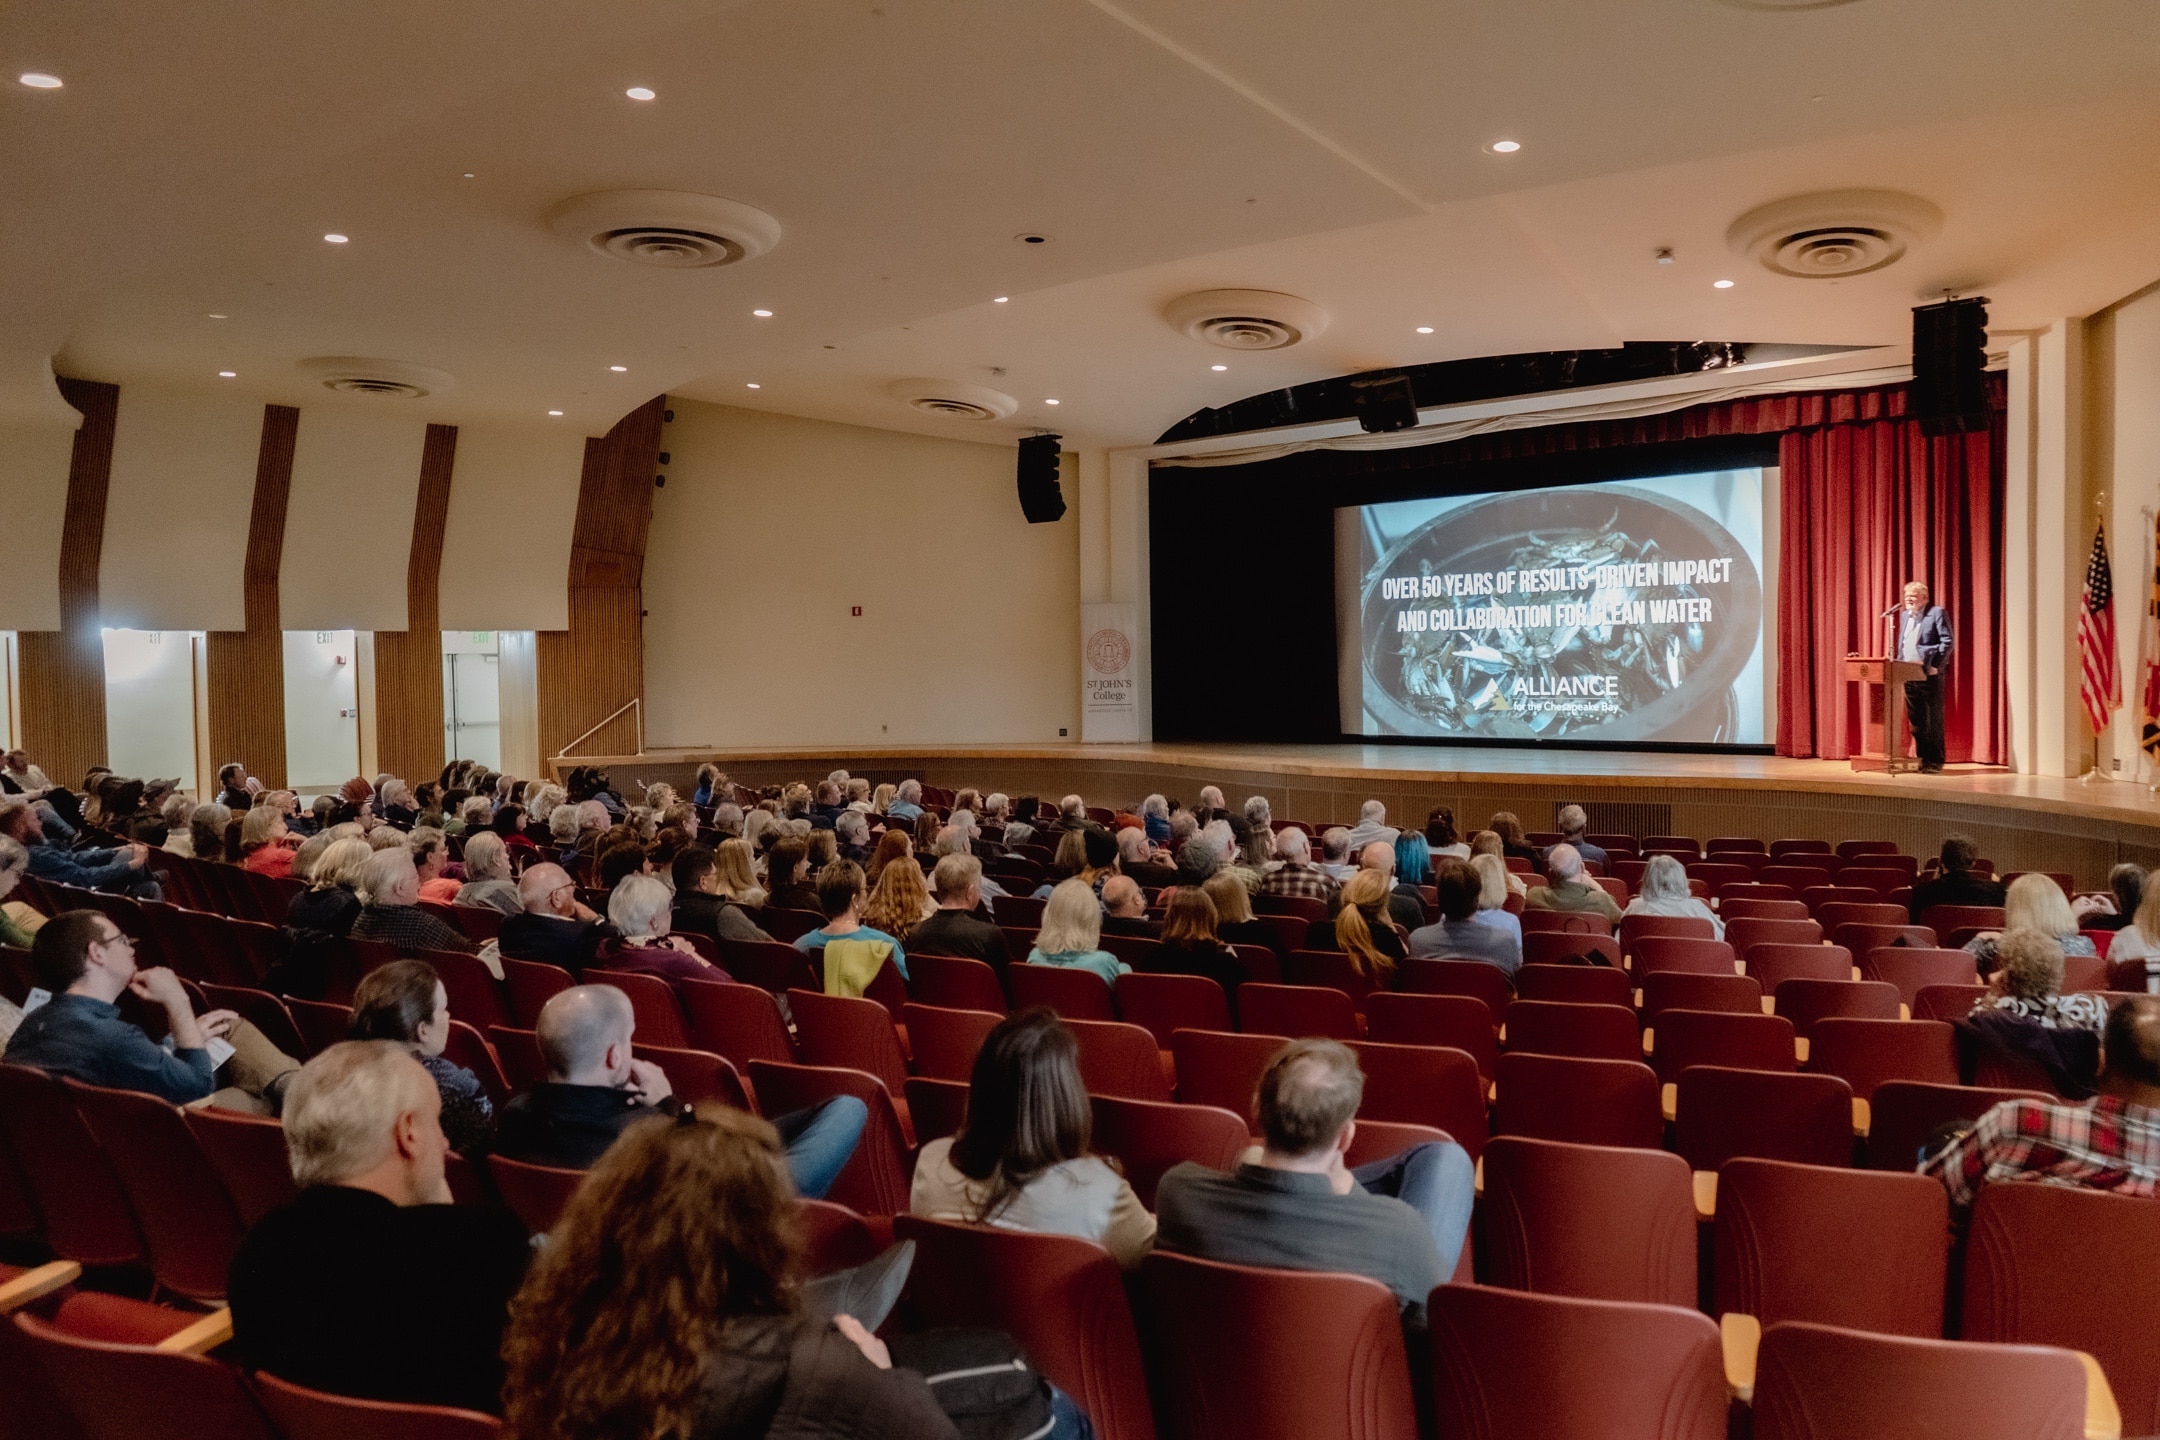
679,977,797,1068
1064,1018,1174,1102
1491,1052,1664,1150
1773,978,1902,1037
63,1080,244,1304
748,1060,915,1216
1862,947,1979,1008
902,1076,969,1144
898,1003,998,1082
1652,1009,1795,1084
905,953,1008,1014
1170,1029,1279,1117
1750,1320,2089,1440
249,1371,501,1440
1747,943,1854,991
0,1064,146,1269
1630,936,1738,978
183,1105,298,1226
1238,983,1361,1040
1514,960,1630,1007
1865,1080,2051,1170
1363,992,1498,1078
1503,1000,1641,1063
1673,1067,1853,1172
11,1312,280,1440
1640,971,1762,1026
1008,963,1118,1021
789,988,909,1092
1088,1095,1248,1209
1807,1016,1958,1098
1481,1137,1696,1306
1397,959,1515,1019
1520,932,1625,969
1344,1041,1486,1157
1114,972,1230,1046
1714,1158,1949,1337
488,1153,584,1235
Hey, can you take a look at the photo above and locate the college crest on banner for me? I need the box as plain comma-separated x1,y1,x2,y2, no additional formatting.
1080,603,1139,742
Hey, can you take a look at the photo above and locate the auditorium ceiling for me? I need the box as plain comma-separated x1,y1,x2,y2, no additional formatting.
4,0,2158,446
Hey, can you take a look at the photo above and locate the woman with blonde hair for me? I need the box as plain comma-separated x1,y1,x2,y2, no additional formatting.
1469,830,1528,897
1966,872,2096,973
1465,853,1525,945
713,837,768,908
1026,878,1129,986
871,782,898,815
240,804,301,878
1201,869,1284,959
862,853,935,939
1335,868,1404,979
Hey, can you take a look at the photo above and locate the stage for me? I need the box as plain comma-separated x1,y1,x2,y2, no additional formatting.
555,742,2160,889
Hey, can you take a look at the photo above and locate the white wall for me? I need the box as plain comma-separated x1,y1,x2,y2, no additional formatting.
99,384,261,631
644,401,1079,747
438,423,586,632
0,419,78,630
103,628,201,787
283,629,361,790
2100,284,2160,780
281,409,429,632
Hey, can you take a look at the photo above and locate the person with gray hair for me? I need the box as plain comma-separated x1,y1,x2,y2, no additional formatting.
1258,826,1339,906
1622,853,1723,938
1196,785,1226,818
1141,792,1171,845
1524,843,1623,923
886,779,925,823
448,794,492,838
1971,929,2110,1032
710,801,744,839
227,1040,531,1415
1550,804,1607,868
1243,795,1273,839
158,792,199,855
1117,823,1180,888
350,848,475,953
1318,826,1356,881
455,830,523,915
0,834,35,951
904,853,1014,970
1174,833,1224,889
590,873,723,982
1154,1037,1474,1323
494,985,867,1198
835,808,872,862
1342,800,1399,855
981,792,1009,822
498,861,610,971
1057,794,1093,833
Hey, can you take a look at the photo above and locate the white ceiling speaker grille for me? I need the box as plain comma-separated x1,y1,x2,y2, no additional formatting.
1164,289,1329,350
297,357,453,398
547,190,781,269
1726,189,1943,279
886,379,1018,421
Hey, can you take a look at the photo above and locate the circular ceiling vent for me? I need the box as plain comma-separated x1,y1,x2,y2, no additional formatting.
885,379,1018,421
546,190,782,269
1163,289,1329,350
297,357,453,398
1725,189,1943,279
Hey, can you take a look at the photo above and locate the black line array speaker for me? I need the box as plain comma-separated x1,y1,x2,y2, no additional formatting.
1017,433,1066,523
1910,297,1990,437
1350,372,1420,434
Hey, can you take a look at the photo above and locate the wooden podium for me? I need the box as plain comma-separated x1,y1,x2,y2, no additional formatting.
1846,655,1927,773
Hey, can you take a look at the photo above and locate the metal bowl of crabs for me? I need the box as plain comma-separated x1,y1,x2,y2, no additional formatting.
1358,484,1763,742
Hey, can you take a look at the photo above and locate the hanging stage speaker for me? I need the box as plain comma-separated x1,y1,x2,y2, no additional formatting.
1017,433,1066,523
1350,372,1420,433
1910,297,1990,437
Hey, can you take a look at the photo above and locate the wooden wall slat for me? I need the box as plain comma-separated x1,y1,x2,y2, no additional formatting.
206,404,298,788
373,423,457,782
538,396,665,761
18,379,119,787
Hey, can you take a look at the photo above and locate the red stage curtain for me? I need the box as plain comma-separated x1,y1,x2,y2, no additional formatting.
1776,403,2006,764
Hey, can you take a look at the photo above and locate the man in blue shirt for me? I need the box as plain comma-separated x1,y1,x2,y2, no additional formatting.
884,780,925,823
1,798,159,898
6,909,300,1110
1897,579,1954,773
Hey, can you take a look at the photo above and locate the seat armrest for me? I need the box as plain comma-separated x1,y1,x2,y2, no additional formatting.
1720,1312,1759,1403
1693,1170,1718,1220
2083,1351,2122,1440
154,1308,233,1354
0,1260,81,1312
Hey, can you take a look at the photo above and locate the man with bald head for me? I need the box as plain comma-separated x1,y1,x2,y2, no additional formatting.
493,985,865,1196
1926,995,2160,1213
496,861,612,971
1099,874,1158,938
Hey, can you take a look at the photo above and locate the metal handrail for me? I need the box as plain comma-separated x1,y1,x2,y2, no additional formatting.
558,697,642,758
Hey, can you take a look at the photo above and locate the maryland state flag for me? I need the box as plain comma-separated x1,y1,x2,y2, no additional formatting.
2144,512,2160,759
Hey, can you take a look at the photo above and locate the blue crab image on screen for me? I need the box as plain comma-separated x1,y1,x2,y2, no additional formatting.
1341,474,1767,744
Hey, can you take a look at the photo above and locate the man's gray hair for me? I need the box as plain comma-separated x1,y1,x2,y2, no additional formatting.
459,796,493,826
536,984,634,1080
1142,794,1168,819
899,780,922,802
1179,836,1223,876
950,809,979,837
932,853,982,903
983,792,1008,818
1547,843,1583,880
1359,799,1386,823
1358,840,1395,874
1059,794,1086,819
712,802,744,837
1557,804,1587,836
1321,826,1351,863
549,804,581,842
1169,811,1199,848
161,792,196,830
282,1041,438,1187
935,825,971,857
0,834,26,882
518,862,572,913
357,848,419,906
576,799,609,832
462,829,510,882
1638,853,1690,902
607,873,674,939
835,810,869,843
1116,826,1151,863
1276,827,1310,861
1003,821,1036,849
1243,796,1273,830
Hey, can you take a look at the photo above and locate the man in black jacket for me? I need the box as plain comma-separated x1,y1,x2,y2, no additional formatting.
671,846,774,945
497,862,613,972
228,1041,531,1415
905,855,1013,971
1909,836,2005,922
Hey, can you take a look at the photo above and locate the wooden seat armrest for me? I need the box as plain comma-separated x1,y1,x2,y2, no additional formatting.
154,1308,234,1354
1693,1170,1718,1220
0,1260,81,1312
2083,1351,2123,1440
1720,1312,1759,1403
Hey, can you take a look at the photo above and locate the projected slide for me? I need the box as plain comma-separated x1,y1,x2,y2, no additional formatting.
1338,472,1768,745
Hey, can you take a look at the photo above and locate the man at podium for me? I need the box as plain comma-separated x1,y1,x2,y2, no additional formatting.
1897,580,1954,772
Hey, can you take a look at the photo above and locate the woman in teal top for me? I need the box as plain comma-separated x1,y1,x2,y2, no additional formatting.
1025,877,1130,986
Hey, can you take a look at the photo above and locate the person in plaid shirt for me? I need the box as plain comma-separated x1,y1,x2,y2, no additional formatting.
1925,995,2160,1214
1257,828,1339,907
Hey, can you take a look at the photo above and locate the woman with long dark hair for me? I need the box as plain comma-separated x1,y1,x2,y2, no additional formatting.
909,1008,1154,1267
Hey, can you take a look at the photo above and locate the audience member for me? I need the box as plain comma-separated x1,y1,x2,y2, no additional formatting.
1393,830,1432,889
1550,805,1606,868
1,798,159,898
455,830,523,916
1965,873,2095,974
351,849,476,953
866,827,913,885
347,960,493,1152
887,779,926,822
690,763,723,808
238,805,300,877
1525,844,1623,923
496,985,865,1196
912,1008,1154,1267
1195,785,1227,821
712,836,768,908
215,761,255,810
1424,806,1469,861
835,808,873,863
1342,800,1398,854
766,834,819,913
1908,836,2005,921
158,792,199,855
1408,859,1522,974
794,859,909,980
670,845,775,945
1469,831,1526,899
1623,853,1723,938
1969,928,2109,1031
1202,870,1282,959
500,862,613,971
1926,995,2160,1213
1117,825,1179,889
2078,863,2146,933
1155,1038,1473,1323
411,826,464,903
1143,887,1247,996
1098,875,1157,937
906,855,1013,969
862,851,935,940
1316,826,1356,883
1331,869,1405,979
1140,793,1171,845
5,909,301,1110
0,836,35,950
1487,811,1541,865
1360,841,1426,932
1257,826,1337,907
592,874,728,981
1465,854,1522,946
287,837,371,935
1027,878,1130,985
807,780,845,829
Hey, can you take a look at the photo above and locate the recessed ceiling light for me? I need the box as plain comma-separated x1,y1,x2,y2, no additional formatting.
462,172,476,179
547,409,564,416
217,371,237,379
608,364,628,372
1713,279,1736,289
1211,364,1228,372
323,233,349,244
993,296,1009,304
625,86,656,101
1415,326,1435,334
751,309,773,317
745,382,761,389
1490,139,1521,154
18,73,61,89
207,313,229,320
1044,398,1060,405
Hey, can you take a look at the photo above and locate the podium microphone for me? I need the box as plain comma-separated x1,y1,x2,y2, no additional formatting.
1880,605,1903,617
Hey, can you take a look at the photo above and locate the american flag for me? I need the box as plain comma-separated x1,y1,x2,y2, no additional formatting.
2143,512,2160,759
2080,525,2120,734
